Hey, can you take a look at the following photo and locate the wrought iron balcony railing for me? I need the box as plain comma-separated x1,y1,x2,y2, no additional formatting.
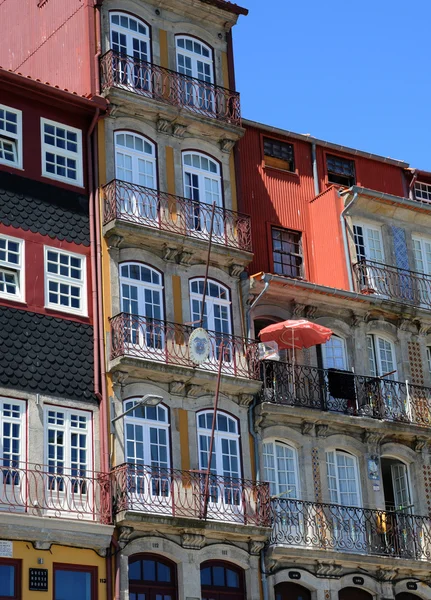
110,313,259,380
0,463,111,523
271,498,431,561
111,464,270,527
353,258,431,308
260,360,431,426
103,179,252,253
100,50,241,125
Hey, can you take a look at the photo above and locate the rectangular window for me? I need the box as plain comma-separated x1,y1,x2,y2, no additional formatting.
54,564,97,600
44,247,86,315
326,154,356,187
271,227,303,278
0,105,22,169
263,137,295,172
414,181,431,203
41,118,83,186
412,235,431,275
0,558,21,600
0,235,24,302
45,407,91,484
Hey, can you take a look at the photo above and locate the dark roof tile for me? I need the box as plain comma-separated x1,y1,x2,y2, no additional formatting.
0,307,95,402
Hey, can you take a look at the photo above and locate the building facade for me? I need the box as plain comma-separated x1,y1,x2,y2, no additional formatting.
238,120,431,600
0,69,113,598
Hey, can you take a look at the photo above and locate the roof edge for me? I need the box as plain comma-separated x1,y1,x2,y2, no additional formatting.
242,118,409,169
199,0,248,15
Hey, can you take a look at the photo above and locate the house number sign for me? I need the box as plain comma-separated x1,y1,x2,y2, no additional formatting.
407,582,418,591
353,577,364,585
29,568,49,591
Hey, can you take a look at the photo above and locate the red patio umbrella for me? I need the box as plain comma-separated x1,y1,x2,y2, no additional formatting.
259,319,333,350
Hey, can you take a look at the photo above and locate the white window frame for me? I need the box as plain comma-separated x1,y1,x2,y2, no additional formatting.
263,439,300,499
0,397,26,466
44,246,87,316
189,277,231,335
119,262,164,319
414,181,431,203
0,234,25,302
114,131,157,188
176,36,214,82
123,399,170,468
197,409,241,479
367,334,397,379
0,104,22,169
40,118,83,186
353,221,384,263
110,11,151,61
321,334,348,370
412,234,431,275
325,449,362,507
44,405,93,484
182,152,222,205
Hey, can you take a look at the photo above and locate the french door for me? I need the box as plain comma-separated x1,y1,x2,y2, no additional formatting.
110,12,151,90
321,336,356,412
0,399,26,510
115,132,158,224
183,152,223,239
263,441,305,545
353,223,385,293
197,411,242,521
124,401,170,513
120,263,164,354
412,236,431,305
366,335,402,419
176,36,214,111
189,279,232,364
326,450,365,552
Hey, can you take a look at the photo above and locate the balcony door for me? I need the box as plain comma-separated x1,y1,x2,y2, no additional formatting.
326,450,365,552
176,36,214,111
120,263,164,354
353,223,384,293
197,411,242,521
263,441,304,545
110,12,151,90
189,278,232,364
182,152,223,239
321,336,356,413
0,398,26,510
366,335,403,420
412,235,431,305
124,401,170,513
115,132,158,224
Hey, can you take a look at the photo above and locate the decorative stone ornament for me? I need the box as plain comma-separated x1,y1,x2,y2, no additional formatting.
188,328,211,364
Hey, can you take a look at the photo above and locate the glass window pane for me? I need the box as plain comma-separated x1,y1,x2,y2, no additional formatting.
55,570,92,600
0,564,14,597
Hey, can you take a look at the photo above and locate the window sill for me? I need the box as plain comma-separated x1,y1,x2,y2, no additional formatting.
0,295,27,306
42,172,84,189
45,305,88,320
264,165,299,178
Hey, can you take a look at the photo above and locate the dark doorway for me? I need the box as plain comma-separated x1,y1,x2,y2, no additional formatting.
275,582,311,600
339,588,372,600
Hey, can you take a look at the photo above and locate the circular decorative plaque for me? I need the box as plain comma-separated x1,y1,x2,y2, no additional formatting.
188,328,211,364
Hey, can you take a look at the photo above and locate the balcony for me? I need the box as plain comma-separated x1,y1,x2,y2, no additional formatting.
0,463,110,524
260,360,431,426
100,50,241,126
271,498,431,561
111,464,270,528
103,179,252,253
353,259,431,309
110,313,259,383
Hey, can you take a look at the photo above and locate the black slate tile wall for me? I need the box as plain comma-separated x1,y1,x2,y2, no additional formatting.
0,172,89,246
0,307,95,402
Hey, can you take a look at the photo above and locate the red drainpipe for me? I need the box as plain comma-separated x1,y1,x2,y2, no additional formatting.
94,0,102,96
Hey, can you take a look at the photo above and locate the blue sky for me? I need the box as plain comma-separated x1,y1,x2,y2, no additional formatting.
233,0,431,170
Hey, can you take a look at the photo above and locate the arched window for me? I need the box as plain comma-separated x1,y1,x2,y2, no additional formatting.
339,588,372,600
326,449,361,507
201,561,245,600
124,400,170,507
129,554,177,599
189,278,231,334
176,36,214,110
367,334,396,379
275,582,311,600
110,12,151,89
120,263,164,350
263,440,299,499
197,411,241,513
182,152,223,238
322,335,348,370
114,132,158,222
